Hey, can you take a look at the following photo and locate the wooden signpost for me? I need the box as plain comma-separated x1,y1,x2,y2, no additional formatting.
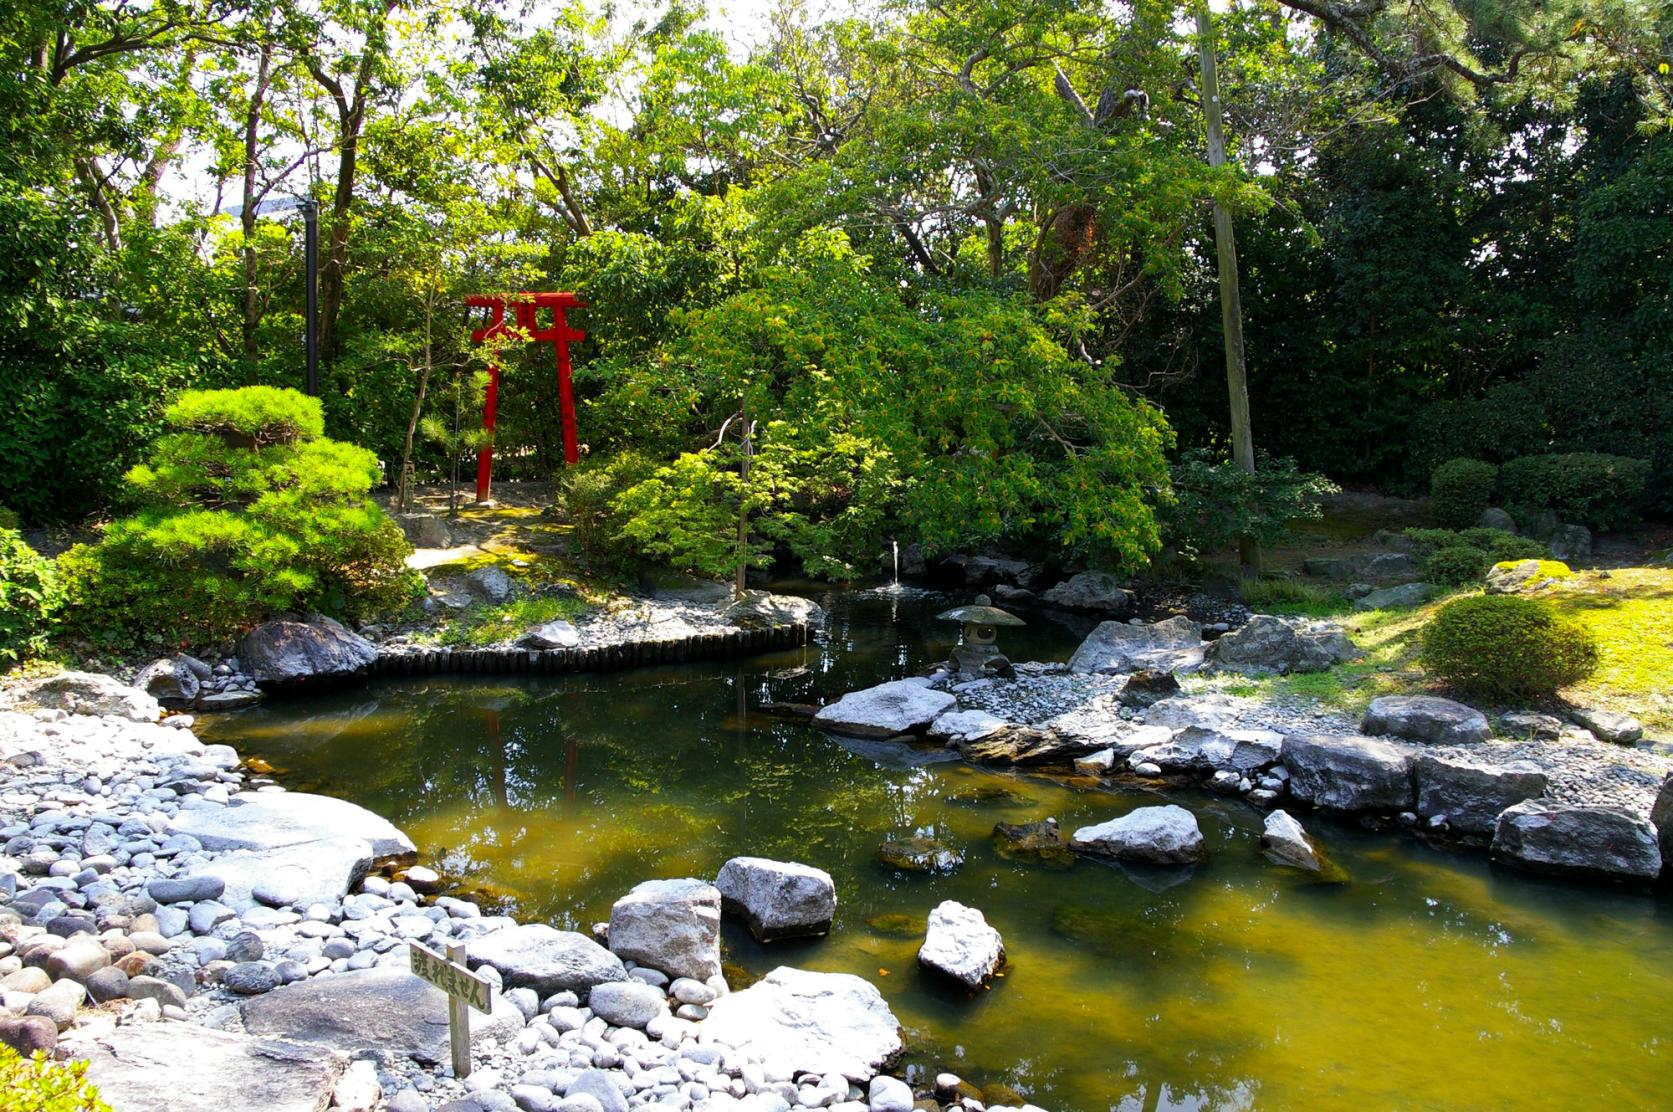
409,940,493,1077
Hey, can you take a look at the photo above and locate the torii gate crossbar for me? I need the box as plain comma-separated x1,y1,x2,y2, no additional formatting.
465,292,587,502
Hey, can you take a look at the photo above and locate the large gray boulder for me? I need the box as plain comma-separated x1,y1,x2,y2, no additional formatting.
1070,805,1205,865
467,924,625,997
520,620,580,649
188,837,375,910
1414,752,1547,834
1492,801,1662,881
715,857,836,941
723,590,825,630
1068,616,1203,674
1039,571,1135,615
607,878,722,982
1281,734,1417,811
17,671,160,722
811,679,956,739
1205,616,1357,675
239,967,523,1065
1653,774,1673,861
465,565,514,603
699,966,902,1083
1568,707,1644,745
238,617,377,686
167,791,414,860
1129,725,1282,776
918,901,1004,988
1362,695,1491,745
78,1023,347,1112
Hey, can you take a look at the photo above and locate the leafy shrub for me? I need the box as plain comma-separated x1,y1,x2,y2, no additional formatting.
1161,450,1339,558
1425,545,1491,586
1429,458,1498,529
0,1043,112,1111
57,387,421,648
0,527,61,666
1498,453,1651,531
1403,527,1544,564
1421,594,1599,699
560,452,658,571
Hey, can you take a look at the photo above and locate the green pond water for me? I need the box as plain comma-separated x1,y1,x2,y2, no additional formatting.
201,589,1673,1111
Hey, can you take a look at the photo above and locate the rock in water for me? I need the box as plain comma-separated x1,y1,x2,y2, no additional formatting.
240,967,523,1065
811,679,956,738
466,924,626,996
1070,805,1206,865
1205,616,1358,675
699,966,902,1083
79,1023,347,1112
1038,572,1136,615
992,818,1074,867
238,617,377,686
715,857,837,941
1492,801,1662,880
607,878,723,982
1414,752,1547,834
1260,810,1322,872
1281,734,1417,811
722,590,825,630
1361,695,1490,745
1068,617,1203,674
918,901,1004,988
877,836,964,873
167,792,414,860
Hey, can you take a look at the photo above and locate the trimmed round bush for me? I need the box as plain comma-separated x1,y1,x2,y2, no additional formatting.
0,526,60,667
1421,594,1599,699
1429,458,1499,529
1499,453,1650,531
1425,545,1491,587
1455,528,1545,562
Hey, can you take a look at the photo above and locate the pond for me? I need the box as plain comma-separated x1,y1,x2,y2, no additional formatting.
201,588,1673,1112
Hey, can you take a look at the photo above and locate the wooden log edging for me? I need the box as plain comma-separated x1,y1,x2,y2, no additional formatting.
367,622,812,679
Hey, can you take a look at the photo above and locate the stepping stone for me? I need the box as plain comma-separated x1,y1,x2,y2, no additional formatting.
79,1022,346,1112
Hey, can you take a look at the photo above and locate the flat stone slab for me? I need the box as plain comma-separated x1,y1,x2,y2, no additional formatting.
1362,695,1490,745
1492,801,1662,881
811,679,956,738
240,966,524,1066
1068,617,1203,675
700,966,902,1083
78,1022,346,1112
167,792,415,860
190,837,375,910
1282,733,1418,811
466,924,626,996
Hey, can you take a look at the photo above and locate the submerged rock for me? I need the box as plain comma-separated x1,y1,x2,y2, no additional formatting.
1038,571,1136,615
715,857,836,942
918,901,1005,988
1205,615,1357,676
878,836,964,873
699,966,902,1083
1362,695,1491,745
1281,734,1417,811
1070,805,1206,865
607,878,723,982
238,617,377,686
1068,617,1203,675
811,679,956,738
1414,752,1547,835
992,818,1075,867
1492,801,1662,881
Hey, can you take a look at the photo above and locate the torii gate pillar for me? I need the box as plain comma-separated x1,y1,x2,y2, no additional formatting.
465,292,587,502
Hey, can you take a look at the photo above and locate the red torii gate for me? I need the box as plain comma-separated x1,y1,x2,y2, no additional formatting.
466,291,586,502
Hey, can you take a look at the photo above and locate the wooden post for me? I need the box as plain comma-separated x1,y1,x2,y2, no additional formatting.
447,941,471,1077
1196,6,1261,576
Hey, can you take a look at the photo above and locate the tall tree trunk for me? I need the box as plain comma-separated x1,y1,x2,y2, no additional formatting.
397,298,434,513
241,44,273,359
734,415,753,599
1196,6,1259,575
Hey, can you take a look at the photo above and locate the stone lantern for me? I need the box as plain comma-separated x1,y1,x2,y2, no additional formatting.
937,594,1025,678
